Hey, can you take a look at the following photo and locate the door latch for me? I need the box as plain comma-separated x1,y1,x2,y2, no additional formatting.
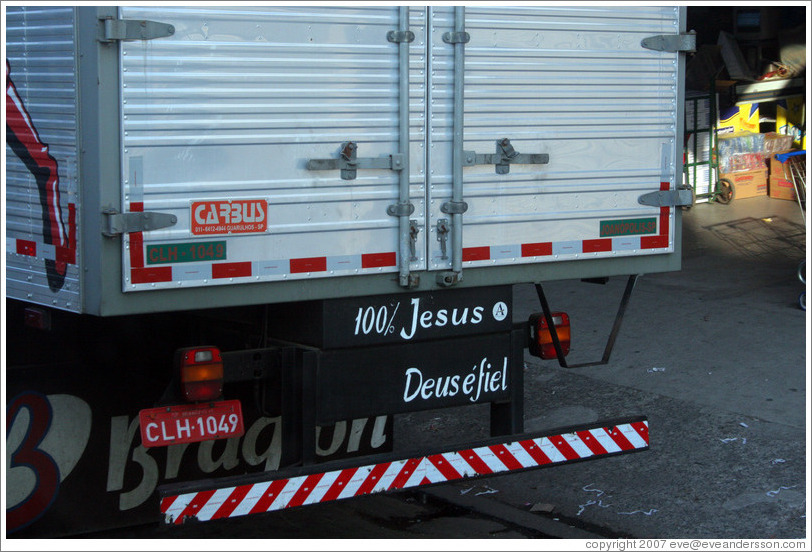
409,220,420,261
307,141,405,181
464,138,549,175
436,218,450,260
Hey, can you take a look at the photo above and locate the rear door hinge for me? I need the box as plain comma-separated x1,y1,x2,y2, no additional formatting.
103,209,177,236
638,188,693,208
641,31,696,53
100,17,175,42
640,31,696,52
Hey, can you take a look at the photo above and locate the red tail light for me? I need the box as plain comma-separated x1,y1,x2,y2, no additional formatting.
177,347,223,402
529,312,571,360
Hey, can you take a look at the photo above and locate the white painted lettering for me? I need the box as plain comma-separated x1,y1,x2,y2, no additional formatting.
242,417,281,471
400,298,420,340
463,373,476,396
198,436,239,473
421,377,435,399
107,413,382,513
403,367,422,402
452,308,469,326
400,358,509,405
316,421,347,456
435,309,448,327
370,416,388,449
490,369,501,392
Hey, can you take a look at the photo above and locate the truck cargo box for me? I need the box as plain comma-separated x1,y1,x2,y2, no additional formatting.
6,6,690,316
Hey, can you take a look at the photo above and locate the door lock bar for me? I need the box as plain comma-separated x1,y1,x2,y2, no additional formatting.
465,138,550,175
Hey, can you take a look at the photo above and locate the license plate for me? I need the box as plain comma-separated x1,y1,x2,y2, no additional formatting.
139,399,245,448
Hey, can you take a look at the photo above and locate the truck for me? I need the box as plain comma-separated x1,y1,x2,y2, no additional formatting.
5,5,693,537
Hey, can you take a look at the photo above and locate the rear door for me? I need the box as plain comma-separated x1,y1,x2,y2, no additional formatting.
119,6,427,291
426,6,683,273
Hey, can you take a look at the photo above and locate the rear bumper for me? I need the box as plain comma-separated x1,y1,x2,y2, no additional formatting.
159,416,648,525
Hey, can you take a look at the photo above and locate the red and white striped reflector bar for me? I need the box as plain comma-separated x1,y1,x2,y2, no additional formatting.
160,419,648,524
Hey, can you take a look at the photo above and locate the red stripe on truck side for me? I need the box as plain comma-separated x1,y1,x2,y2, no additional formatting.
212,262,252,279
290,256,327,273
521,242,553,257
362,252,397,268
131,267,172,284
462,246,490,262
582,239,612,253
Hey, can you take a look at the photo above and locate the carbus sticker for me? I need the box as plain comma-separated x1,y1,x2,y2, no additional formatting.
147,241,226,265
599,217,657,237
191,199,268,235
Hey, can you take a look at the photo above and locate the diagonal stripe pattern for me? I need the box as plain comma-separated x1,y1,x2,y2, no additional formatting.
161,420,648,524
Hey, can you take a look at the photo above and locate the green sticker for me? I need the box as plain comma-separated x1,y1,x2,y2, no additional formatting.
600,218,657,237
147,241,226,265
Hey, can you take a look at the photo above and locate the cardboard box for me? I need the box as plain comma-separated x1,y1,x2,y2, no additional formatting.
769,177,798,201
720,169,768,199
768,149,796,179
768,150,799,201
777,96,806,149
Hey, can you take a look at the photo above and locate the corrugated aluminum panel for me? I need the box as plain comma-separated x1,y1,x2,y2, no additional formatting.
113,6,684,294
428,7,681,270
119,6,427,291
5,7,81,312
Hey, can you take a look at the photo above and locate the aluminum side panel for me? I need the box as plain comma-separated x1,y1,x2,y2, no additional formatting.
428,7,682,270
118,6,427,291
5,7,81,312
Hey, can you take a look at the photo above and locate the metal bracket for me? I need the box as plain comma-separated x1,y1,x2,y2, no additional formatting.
386,202,415,217
641,32,696,53
638,188,693,207
387,30,415,43
436,218,450,260
463,138,550,175
440,201,468,215
437,270,462,287
103,209,177,237
307,142,405,181
442,31,470,44
100,17,175,42
409,220,420,261
535,275,639,369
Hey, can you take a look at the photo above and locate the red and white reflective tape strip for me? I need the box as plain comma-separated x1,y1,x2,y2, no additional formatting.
161,420,648,524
